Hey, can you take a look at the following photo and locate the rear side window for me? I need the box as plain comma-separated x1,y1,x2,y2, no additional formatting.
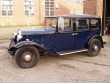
90,19,99,29
75,19,89,31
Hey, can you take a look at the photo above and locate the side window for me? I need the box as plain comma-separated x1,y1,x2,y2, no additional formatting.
45,18,57,28
58,18,73,32
90,19,99,29
76,19,89,31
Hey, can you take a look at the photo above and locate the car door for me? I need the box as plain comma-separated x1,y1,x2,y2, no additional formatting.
73,31,90,50
55,18,76,52
55,32,75,52
73,18,90,50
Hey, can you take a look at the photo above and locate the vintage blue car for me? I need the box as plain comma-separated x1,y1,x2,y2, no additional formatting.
8,14,104,68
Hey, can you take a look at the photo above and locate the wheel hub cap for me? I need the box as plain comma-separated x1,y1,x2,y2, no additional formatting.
24,55,32,62
94,45,98,51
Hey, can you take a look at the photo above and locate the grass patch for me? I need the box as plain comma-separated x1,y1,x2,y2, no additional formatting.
0,26,43,40
0,25,42,28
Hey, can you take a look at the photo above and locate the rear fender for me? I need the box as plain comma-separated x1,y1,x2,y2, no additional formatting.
87,35,104,48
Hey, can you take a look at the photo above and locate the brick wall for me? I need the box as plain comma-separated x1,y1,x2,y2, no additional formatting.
56,0,83,14
83,0,96,15
97,0,103,18
83,0,103,18
55,3,70,15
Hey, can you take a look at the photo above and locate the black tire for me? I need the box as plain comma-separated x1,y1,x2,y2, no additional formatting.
88,39,101,57
15,46,39,68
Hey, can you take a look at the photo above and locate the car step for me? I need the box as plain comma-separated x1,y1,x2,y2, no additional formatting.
57,49,88,56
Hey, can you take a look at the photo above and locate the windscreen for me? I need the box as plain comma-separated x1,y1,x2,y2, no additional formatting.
45,18,57,29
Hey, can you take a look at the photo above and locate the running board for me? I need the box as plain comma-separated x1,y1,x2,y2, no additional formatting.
57,49,88,56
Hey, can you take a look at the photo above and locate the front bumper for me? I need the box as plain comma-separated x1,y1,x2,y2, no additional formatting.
8,38,16,55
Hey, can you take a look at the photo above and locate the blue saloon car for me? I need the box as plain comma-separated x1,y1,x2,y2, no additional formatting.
8,14,104,68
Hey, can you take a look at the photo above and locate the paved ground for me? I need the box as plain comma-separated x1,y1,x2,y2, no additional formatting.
0,35,110,83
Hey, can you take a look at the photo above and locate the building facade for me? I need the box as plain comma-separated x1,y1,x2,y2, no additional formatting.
83,0,110,35
0,0,40,26
0,0,83,27
83,0,103,19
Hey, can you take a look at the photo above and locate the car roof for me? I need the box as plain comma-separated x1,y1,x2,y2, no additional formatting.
45,14,100,19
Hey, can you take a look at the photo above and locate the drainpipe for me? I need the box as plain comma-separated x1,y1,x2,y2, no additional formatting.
102,0,106,36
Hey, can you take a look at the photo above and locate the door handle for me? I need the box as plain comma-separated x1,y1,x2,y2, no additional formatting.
72,33,78,35
75,33,78,35
72,33,75,35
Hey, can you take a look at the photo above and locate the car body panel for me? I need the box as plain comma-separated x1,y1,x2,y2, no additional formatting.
8,14,103,56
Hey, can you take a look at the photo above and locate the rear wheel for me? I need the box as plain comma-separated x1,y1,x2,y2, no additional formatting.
15,46,39,68
88,39,101,57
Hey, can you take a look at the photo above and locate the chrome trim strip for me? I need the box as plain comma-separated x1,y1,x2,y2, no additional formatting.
58,49,88,56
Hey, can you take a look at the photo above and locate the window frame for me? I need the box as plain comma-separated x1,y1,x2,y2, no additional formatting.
55,17,101,33
24,0,35,16
75,18,90,31
58,17,74,33
89,18,100,30
45,0,55,16
1,0,13,17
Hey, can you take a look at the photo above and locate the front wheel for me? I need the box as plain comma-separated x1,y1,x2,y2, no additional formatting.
15,46,39,68
88,39,101,57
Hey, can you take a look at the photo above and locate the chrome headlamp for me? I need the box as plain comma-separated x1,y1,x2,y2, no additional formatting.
17,30,23,42
17,34,23,41
13,32,17,39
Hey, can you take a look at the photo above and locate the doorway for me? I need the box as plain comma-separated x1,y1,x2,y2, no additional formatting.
106,0,110,24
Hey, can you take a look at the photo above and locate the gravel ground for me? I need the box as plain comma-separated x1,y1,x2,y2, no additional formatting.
0,35,110,83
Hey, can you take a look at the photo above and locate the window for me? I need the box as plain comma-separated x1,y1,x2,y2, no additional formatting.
1,0,13,16
90,19,99,29
24,0,34,16
75,19,89,30
45,18,57,30
45,0,55,16
58,18,73,32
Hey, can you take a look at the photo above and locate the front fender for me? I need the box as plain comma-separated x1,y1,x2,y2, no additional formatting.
15,41,43,48
8,40,47,55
